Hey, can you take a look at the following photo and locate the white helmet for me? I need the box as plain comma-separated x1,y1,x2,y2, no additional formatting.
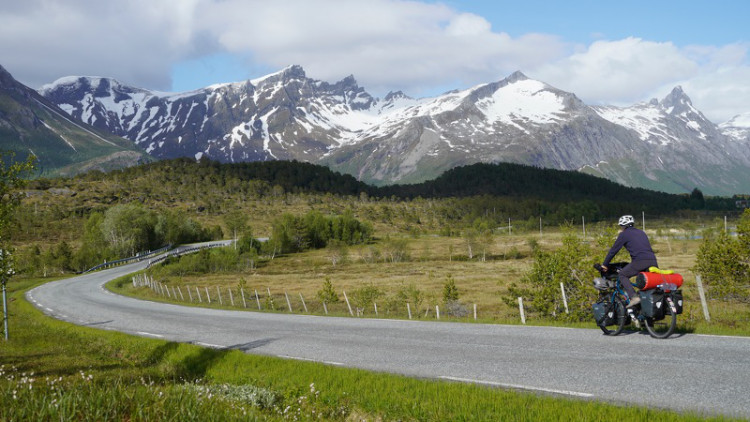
618,215,635,227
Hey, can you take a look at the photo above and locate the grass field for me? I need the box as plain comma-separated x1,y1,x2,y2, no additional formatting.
1,277,741,421
109,228,750,337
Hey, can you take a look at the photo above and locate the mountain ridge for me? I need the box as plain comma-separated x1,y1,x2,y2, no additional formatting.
0,65,149,176
36,65,750,195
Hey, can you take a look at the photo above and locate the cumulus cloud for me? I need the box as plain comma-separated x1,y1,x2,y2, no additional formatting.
532,38,697,104
0,0,200,89
0,0,747,122
530,38,750,122
195,0,567,95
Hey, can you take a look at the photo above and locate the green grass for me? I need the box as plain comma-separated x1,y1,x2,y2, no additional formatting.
107,232,750,338
0,277,741,421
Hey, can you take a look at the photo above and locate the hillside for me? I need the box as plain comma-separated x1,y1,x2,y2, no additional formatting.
0,65,149,177
39,66,750,195
45,158,736,217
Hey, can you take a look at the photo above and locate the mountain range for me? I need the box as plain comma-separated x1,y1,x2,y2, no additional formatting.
4,64,750,195
0,65,148,177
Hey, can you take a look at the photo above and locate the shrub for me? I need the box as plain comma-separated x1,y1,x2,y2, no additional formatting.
694,209,750,302
506,229,596,321
317,278,340,304
442,275,459,303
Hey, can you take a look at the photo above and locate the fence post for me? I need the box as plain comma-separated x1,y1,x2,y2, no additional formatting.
695,274,711,322
229,288,234,307
323,301,328,315
255,289,261,310
518,297,526,324
205,287,211,304
217,286,223,305
343,291,354,316
560,282,569,314
177,287,184,301
196,286,202,303
407,303,412,320
299,293,308,313
240,288,247,308
374,302,378,316
187,286,193,302
436,305,440,320
474,303,477,320
285,292,293,312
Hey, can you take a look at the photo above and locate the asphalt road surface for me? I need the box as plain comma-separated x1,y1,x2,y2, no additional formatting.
26,249,750,419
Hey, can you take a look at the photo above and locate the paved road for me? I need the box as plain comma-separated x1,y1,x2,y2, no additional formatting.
26,250,750,419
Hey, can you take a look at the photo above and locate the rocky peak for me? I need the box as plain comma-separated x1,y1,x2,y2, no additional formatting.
506,70,529,83
660,86,694,115
0,64,13,87
384,91,409,102
281,64,306,80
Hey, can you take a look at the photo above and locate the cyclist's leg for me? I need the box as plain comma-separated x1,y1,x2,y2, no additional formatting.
619,259,658,298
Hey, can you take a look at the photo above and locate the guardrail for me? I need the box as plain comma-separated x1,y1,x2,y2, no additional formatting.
80,245,174,274
145,241,234,269
80,240,235,274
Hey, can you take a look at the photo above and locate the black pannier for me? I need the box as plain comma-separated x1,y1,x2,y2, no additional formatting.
666,290,684,315
639,290,665,320
592,300,616,326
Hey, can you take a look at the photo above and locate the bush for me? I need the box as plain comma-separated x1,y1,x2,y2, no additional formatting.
443,275,459,303
351,284,382,314
506,229,597,321
694,209,750,302
317,278,340,304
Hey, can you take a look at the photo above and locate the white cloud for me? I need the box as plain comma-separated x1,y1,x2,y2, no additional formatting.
532,38,697,104
531,38,750,122
0,0,747,122
0,0,200,89
679,65,750,123
196,0,567,95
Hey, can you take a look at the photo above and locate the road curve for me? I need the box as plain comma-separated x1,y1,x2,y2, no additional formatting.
26,247,750,419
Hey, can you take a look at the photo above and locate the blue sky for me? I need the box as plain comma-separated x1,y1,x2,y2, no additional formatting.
1,0,748,122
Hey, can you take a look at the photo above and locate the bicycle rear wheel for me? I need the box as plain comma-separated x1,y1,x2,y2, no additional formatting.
645,311,677,339
598,296,626,335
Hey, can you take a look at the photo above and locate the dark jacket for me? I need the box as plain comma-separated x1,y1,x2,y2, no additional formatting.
603,226,656,266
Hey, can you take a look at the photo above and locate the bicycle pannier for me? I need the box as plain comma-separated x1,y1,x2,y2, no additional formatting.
639,290,665,320
592,300,616,325
666,290,684,315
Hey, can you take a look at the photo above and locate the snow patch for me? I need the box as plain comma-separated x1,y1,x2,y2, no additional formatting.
477,79,565,125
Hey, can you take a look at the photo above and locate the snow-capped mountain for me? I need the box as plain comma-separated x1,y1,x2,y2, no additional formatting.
39,66,750,195
720,112,750,145
39,65,379,163
0,64,147,177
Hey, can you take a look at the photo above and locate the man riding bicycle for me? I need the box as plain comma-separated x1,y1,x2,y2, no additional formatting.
601,215,658,308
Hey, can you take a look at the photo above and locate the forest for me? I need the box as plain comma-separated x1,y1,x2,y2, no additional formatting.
8,157,743,275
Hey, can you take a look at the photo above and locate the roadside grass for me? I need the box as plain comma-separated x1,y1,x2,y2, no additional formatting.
1,278,740,421
110,232,750,337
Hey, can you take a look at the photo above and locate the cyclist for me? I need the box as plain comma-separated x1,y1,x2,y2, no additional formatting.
601,215,658,308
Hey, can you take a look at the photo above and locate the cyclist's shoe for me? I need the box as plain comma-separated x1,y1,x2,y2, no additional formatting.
627,296,641,308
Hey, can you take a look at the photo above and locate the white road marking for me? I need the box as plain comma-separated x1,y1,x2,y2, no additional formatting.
136,331,164,338
439,376,594,398
695,334,750,340
194,341,224,349
279,355,344,366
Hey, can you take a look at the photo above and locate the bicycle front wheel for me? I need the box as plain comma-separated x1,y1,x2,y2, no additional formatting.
645,311,677,339
599,296,627,336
